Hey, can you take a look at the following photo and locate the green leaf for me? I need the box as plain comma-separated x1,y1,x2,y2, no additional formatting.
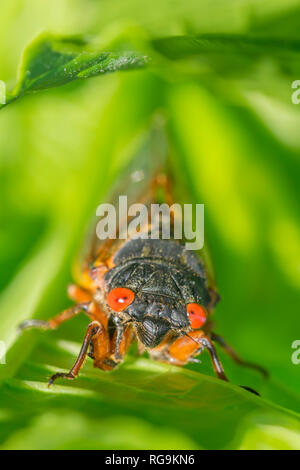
153,33,300,81
0,353,300,450
0,34,148,110
3,31,300,113
1,2,300,450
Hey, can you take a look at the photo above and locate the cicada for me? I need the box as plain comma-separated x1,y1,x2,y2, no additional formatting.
20,139,267,391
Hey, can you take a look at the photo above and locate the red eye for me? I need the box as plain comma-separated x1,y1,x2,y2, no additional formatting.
187,303,207,329
107,287,135,312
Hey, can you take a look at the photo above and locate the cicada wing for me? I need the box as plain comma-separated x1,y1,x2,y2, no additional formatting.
75,127,169,278
168,153,218,296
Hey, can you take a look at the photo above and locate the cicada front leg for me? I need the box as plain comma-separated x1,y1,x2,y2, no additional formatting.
158,331,262,395
90,323,134,371
159,331,229,381
48,320,104,385
48,320,133,384
111,324,134,362
197,336,229,381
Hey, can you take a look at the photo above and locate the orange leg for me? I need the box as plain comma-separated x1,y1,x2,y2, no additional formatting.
48,320,131,384
164,330,205,365
67,284,93,303
18,284,94,331
18,302,92,331
48,320,103,385
153,330,229,382
89,322,112,370
91,324,133,371
151,332,262,394
19,297,109,332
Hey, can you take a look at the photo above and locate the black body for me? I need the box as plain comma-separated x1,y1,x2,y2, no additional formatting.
104,237,211,348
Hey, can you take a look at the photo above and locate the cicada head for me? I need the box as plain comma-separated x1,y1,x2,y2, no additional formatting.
105,286,191,348
104,252,209,348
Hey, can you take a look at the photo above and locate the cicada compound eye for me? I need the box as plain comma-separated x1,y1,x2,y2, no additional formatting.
106,287,135,312
187,303,207,329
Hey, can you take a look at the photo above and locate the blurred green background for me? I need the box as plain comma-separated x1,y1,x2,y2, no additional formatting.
0,0,299,450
